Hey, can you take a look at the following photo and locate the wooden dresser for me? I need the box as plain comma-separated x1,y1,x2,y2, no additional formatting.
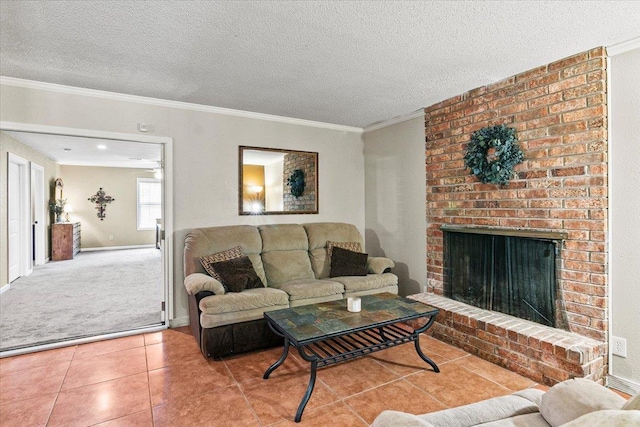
52,222,81,261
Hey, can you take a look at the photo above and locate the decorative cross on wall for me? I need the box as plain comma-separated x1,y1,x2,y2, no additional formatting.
88,187,115,220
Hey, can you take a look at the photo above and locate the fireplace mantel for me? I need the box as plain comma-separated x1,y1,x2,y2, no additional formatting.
440,225,568,241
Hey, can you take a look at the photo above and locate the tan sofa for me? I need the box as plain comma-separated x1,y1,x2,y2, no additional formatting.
372,378,640,427
183,222,398,358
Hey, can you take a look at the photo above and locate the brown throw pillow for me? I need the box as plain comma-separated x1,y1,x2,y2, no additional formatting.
330,246,368,277
327,241,362,258
208,256,263,293
200,246,243,281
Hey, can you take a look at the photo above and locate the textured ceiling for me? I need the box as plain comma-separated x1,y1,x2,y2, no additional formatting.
5,131,162,169
1,1,639,128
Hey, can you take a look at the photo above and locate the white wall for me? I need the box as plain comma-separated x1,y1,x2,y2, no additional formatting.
60,165,156,248
609,46,640,390
265,160,284,211
363,115,426,296
0,83,365,323
0,131,59,287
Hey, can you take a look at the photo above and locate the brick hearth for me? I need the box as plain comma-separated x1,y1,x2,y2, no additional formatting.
410,293,606,386
421,46,608,384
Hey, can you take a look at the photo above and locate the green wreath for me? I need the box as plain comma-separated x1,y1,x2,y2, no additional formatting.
463,125,524,185
287,169,305,198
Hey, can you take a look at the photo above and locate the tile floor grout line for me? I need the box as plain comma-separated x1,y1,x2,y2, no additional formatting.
144,344,156,427
223,358,266,426
45,346,76,427
454,362,517,392
401,377,452,410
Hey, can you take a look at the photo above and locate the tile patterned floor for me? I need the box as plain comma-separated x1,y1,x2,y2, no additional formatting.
0,327,542,426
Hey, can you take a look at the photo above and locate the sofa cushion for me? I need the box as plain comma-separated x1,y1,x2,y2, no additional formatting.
199,287,289,315
259,224,315,286
539,378,626,427
259,224,309,251
328,272,398,293
622,393,640,410
270,278,344,301
261,250,315,286
419,389,544,427
330,247,368,277
476,412,549,427
208,256,264,293
199,246,243,281
304,222,364,279
184,273,226,295
559,409,640,426
372,410,434,427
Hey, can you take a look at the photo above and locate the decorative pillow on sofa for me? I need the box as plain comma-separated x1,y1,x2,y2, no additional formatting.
330,246,368,277
539,378,626,427
207,256,263,293
200,246,243,281
327,241,362,258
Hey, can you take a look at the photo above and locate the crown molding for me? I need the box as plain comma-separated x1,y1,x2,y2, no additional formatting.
0,76,364,134
363,109,425,133
607,37,640,56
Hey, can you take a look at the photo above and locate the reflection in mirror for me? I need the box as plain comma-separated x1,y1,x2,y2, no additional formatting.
239,146,318,215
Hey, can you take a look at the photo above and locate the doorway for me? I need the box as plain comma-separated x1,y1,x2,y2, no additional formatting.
1,122,174,355
7,153,31,283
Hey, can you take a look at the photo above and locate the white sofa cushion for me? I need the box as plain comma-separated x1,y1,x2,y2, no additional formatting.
622,392,640,410
559,409,640,426
539,378,626,427
417,388,544,427
372,410,435,427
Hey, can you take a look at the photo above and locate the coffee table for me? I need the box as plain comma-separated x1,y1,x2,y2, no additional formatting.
263,293,440,422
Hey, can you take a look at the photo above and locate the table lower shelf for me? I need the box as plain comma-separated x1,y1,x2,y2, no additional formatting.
302,323,418,368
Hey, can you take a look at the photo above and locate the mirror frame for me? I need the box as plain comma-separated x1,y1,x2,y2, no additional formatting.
239,146,319,215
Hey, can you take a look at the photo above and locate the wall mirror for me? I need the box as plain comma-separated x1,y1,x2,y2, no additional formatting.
239,146,318,215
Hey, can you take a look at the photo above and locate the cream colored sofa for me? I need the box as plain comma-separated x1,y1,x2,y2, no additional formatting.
183,222,398,358
372,378,640,427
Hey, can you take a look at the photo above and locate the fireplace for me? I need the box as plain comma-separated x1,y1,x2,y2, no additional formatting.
443,227,564,328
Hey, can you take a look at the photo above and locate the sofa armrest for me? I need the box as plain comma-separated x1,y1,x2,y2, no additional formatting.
372,410,434,427
184,273,225,296
367,257,395,274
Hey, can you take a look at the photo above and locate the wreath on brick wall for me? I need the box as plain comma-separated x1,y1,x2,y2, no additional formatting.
463,124,524,185
287,169,305,198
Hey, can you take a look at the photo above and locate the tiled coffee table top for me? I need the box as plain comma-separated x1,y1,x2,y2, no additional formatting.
265,293,438,344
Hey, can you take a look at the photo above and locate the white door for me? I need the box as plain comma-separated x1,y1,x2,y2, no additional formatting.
31,163,46,265
8,161,21,282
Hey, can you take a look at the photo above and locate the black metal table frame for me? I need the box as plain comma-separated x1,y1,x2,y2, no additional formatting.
263,311,440,422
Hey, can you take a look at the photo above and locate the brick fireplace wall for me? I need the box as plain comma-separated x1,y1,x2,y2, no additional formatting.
423,47,608,383
283,152,316,211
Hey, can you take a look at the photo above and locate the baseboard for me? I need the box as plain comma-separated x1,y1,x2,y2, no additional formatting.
607,374,640,395
169,316,189,328
81,244,155,252
0,284,10,295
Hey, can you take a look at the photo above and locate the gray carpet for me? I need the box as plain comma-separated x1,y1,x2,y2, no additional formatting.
0,248,163,351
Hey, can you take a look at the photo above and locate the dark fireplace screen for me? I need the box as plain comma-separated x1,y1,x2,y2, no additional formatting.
444,231,557,327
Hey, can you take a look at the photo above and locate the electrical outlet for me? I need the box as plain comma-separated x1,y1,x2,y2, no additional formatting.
612,336,627,358
109,235,114,241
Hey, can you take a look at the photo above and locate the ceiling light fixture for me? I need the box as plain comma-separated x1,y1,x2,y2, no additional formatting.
97,144,107,150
